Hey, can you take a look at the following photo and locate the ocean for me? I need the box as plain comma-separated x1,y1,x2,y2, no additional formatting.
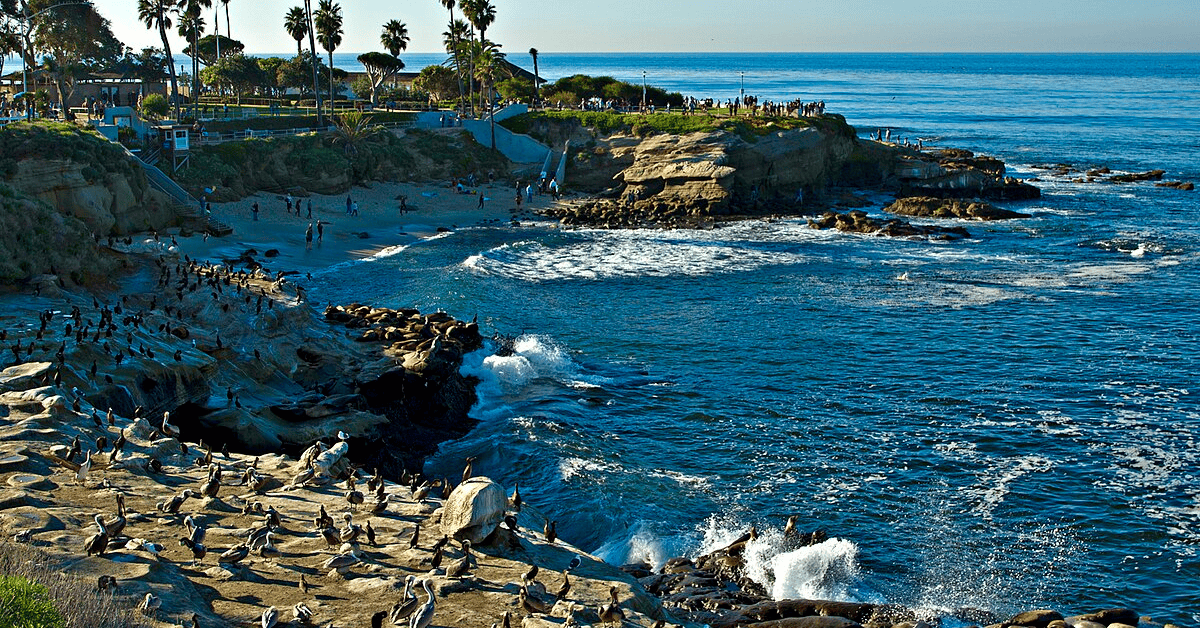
304,54,1200,625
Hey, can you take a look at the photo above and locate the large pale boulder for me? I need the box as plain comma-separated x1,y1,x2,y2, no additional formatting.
442,476,506,543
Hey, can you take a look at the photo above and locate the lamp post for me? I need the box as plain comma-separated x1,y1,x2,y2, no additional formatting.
739,71,745,100
17,0,93,120
641,70,646,112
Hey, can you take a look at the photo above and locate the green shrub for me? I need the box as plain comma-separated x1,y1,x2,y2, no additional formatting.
0,575,66,628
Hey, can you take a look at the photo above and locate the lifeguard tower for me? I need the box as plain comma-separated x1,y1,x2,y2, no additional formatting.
154,122,191,172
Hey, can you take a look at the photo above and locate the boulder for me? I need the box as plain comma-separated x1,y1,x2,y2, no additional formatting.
442,476,506,543
1109,170,1165,183
0,362,54,393
1005,610,1064,628
885,197,1031,220
746,618,862,628
1068,610,1139,627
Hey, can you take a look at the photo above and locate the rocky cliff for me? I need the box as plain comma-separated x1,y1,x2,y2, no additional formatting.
0,122,185,287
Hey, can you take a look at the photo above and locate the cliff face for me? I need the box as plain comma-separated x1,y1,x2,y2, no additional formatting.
0,184,111,285
6,159,177,236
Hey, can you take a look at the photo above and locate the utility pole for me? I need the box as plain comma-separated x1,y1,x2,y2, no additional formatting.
641,70,647,112
739,71,745,100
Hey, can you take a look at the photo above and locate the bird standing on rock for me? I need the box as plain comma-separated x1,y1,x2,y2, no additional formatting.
598,585,625,626
445,540,472,579
261,606,278,628
544,520,557,544
409,579,436,628
83,514,109,557
462,456,477,483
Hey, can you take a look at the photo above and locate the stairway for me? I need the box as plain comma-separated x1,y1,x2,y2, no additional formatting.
125,146,233,237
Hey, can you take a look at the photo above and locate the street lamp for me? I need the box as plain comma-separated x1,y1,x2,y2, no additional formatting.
16,0,93,120
641,70,647,112
739,71,745,100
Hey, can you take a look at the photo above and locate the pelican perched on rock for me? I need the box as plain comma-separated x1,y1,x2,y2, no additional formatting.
157,489,195,515
199,465,221,498
409,579,436,628
339,513,362,544
138,592,161,616
389,575,419,624
75,450,92,485
292,603,313,624
83,514,109,557
218,543,250,566
520,585,552,615
179,537,206,565
258,531,281,559
102,493,127,537
445,540,472,579
321,548,360,576
161,411,179,439
261,606,279,628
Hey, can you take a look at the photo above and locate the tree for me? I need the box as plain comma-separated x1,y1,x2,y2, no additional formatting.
140,92,168,119
137,0,181,118
442,18,469,110
380,19,409,57
256,56,286,96
283,6,308,57
0,21,19,80
471,38,504,149
313,0,342,117
356,52,404,106
437,0,465,107
278,52,325,97
28,0,122,111
177,0,213,116
199,53,263,104
529,47,540,104
496,76,533,103
413,65,457,103
184,34,243,66
219,0,231,40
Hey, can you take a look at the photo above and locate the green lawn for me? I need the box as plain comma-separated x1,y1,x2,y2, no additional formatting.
501,110,854,143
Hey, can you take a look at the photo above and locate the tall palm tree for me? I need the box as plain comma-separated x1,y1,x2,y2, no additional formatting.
439,0,464,109
442,17,468,113
177,1,211,116
472,38,504,149
462,0,496,111
529,47,539,105
284,6,309,57
137,0,181,118
380,20,409,57
313,0,342,117
220,0,231,40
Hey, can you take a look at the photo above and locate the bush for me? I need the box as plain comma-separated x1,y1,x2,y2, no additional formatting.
0,576,66,628
0,542,149,628
139,94,169,120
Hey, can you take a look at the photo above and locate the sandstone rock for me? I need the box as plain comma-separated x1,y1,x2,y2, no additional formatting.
1154,181,1194,191
0,362,54,393
1109,170,1165,183
1005,610,1064,628
442,476,506,543
1067,610,1139,627
808,210,970,240
886,197,1031,220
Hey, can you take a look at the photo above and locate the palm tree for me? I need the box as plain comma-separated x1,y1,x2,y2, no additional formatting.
442,17,468,113
472,38,504,150
220,0,232,40
313,0,343,117
380,20,409,57
137,0,181,118
439,0,466,110
284,6,309,57
178,0,211,116
462,0,496,111
529,47,539,105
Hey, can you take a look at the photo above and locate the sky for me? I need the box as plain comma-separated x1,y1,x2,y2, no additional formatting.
78,0,1200,57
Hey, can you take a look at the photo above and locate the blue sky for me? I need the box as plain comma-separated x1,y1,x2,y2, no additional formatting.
88,0,1200,56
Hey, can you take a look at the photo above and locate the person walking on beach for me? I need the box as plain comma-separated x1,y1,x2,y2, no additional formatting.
286,194,293,214
305,223,314,250
345,196,352,215
316,220,325,242
351,201,358,217
550,178,560,200
252,201,259,221
306,200,312,219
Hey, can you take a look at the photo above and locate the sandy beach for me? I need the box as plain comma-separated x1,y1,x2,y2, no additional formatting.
178,180,556,276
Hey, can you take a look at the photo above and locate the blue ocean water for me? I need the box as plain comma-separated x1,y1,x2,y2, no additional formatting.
305,54,1200,625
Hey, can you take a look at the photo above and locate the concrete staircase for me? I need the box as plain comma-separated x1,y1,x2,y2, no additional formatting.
127,147,233,237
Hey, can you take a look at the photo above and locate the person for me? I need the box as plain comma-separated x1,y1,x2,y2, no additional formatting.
286,194,293,214
306,199,312,219
399,196,408,213
515,190,523,210
550,178,560,201
316,220,325,242
252,201,259,221
351,201,358,217
526,184,534,203
305,223,313,250
794,188,804,206
477,193,485,210
345,196,352,215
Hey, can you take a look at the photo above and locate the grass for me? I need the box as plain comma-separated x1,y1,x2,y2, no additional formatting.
200,111,416,135
0,121,140,184
0,542,150,628
501,110,855,143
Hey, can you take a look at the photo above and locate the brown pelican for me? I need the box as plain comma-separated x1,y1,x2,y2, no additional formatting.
102,493,127,537
258,531,281,559
389,575,419,624
138,592,161,616
75,450,93,485
83,514,109,557
409,579,436,628
261,606,279,628
199,466,221,498
555,571,571,601
292,603,313,624
218,543,250,566
444,540,472,579
179,537,206,564
339,513,362,544
519,585,552,615
157,489,196,515
321,548,360,576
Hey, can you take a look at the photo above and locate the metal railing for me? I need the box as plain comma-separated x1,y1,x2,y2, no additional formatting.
192,119,415,145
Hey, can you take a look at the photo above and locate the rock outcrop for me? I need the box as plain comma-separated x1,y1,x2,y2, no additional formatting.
442,477,507,543
885,196,1031,220
808,210,971,240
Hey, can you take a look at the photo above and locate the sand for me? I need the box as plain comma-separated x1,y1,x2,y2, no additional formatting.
179,181,555,276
